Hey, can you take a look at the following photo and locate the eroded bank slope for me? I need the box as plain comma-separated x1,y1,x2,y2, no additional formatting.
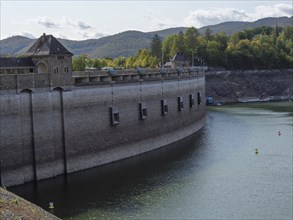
0,187,60,220
206,69,293,103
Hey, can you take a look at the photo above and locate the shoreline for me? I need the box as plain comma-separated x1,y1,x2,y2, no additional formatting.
0,187,60,220
207,99,292,106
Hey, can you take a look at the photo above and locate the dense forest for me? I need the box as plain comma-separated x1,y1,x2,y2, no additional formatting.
73,26,293,71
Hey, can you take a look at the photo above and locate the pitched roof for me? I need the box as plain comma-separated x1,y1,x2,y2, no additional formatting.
0,57,35,68
171,52,186,62
25,33,73,56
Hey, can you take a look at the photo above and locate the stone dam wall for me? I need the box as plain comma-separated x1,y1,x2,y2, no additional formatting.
0,68,206,187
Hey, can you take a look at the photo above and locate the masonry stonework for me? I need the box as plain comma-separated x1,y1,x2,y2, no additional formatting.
0,72,206,187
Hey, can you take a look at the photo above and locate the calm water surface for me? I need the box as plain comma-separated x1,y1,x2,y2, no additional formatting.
10,102,293,220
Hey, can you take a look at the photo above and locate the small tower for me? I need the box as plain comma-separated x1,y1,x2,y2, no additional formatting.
25,33,73,74
25,33,74,88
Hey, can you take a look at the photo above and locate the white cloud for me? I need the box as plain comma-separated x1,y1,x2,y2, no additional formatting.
60,17,92,30
19,32,36,39
184,8,248,27
78,21,92,30
249,3,293,20
27,16,94,31
57,33,68,39
143,8,179,31
37,16,59,28
183,3,292,28
22,16,108,40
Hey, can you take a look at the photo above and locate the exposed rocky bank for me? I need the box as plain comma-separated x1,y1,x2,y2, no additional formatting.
205,69,293,104
0,187,60,220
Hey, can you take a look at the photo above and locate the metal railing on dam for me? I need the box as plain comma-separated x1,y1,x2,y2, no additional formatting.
73,67,207,85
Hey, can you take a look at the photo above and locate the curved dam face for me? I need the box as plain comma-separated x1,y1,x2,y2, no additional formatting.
0,70,206,187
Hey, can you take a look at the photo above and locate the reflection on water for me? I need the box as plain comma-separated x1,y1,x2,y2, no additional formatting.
10,102,293,220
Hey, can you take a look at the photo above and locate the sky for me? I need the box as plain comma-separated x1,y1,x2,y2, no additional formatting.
0,0,292,40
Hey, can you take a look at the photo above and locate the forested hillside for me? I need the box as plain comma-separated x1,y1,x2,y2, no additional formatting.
161,26,293,69
72,26,293,70
1,16,292,58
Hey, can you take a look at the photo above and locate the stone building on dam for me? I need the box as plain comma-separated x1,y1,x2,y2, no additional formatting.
0,34,206,187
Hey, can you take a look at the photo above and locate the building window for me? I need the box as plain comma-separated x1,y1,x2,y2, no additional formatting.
7,69,13,74
161,99,168,115
110,106,120,125
37,62,48,74
64,66,69,73
189,94,195,108
58,56,64,59
18,69,25,74
54,67,59,74
139,102,147,120
29,68,34,73
197,92,202,105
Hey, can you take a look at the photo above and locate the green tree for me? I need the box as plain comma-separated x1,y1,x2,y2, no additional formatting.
101,59,109,67
251,35,278,68
184,27,199,63
213,32,228,49
85,57,93,68
196,36,208,62
165,31,186,59
162,35,177,63
72,55,87,71
150,34,162,62
204,28,213,41
93,58,102,69
133,49,152,68
106,59,116,67
114,56,126,69
131,48,158,68
236,39,253,69
148,56,159,68
170,31,185,55
206,41,224,67
125,56,135,69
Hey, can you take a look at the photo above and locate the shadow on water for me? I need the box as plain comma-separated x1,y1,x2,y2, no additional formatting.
9,127,208,218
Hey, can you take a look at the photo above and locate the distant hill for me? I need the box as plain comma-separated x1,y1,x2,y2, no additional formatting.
64,28,187,58
199,16,293,35
1,16,292,58
0,36,34,56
